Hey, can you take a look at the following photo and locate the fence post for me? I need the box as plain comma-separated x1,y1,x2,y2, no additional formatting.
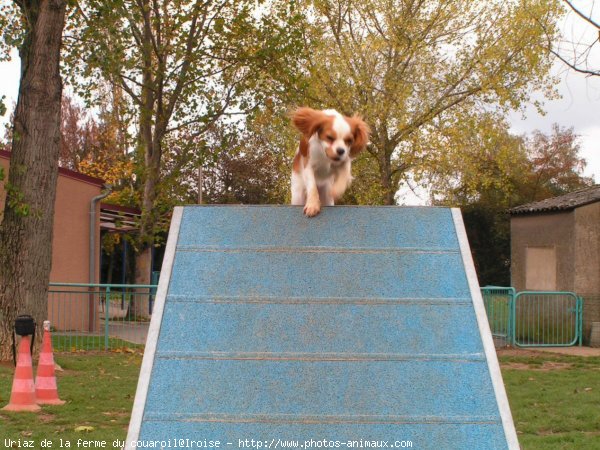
150,271,160,315
578,296,584,347
105,286,110,351
506,288,515,345
511,291,517,347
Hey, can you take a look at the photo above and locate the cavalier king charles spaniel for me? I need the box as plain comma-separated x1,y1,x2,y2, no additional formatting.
291,107,370,217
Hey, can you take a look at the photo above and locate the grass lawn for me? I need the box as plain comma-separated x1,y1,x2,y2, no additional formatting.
51,335,144,352
500,352,600,449
0,350,598,449
0,351,142,447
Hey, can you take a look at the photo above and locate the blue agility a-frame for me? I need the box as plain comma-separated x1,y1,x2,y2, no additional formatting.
126,206,519,450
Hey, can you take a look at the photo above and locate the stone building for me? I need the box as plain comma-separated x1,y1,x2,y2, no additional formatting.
510,185,600,341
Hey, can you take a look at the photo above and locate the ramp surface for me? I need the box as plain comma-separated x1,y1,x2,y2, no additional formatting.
127,206,518,449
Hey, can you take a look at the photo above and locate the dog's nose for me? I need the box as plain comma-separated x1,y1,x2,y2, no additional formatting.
336,147,345,156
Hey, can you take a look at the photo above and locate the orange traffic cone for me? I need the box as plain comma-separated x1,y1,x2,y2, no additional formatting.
2,335,41,412
35,321,65,405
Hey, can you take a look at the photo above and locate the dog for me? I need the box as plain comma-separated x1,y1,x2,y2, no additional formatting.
290,107,370,217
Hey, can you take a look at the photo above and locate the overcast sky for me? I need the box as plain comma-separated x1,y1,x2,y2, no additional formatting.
507,64,599,180
507,0,600,184
0,2,598,193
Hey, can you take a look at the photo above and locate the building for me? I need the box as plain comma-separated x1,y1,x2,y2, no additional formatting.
0,150,105,330
510,185,600,341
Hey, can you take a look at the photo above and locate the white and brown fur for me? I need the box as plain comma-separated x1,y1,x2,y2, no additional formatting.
291,107,370,217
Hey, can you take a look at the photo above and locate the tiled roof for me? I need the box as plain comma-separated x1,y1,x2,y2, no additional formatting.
0,149,105,187
510,185,600,215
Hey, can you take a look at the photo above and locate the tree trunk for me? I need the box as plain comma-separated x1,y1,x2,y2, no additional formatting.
197,165,203,204
379,156,396,206
139,150,160,247
132,139,161,319
133,79,161,318
132,0,165,319
106,245,115,285
132,247,152,318
0,0,66,361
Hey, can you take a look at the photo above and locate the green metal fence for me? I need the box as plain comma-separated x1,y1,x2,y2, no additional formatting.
47,283,584,351
480,287,583,347
513,291,583,347
48,283,157,351
481,286,515,346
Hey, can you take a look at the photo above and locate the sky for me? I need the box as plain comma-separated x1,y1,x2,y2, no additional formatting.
399,1,600,205
508,64,599,178
507,0,600,184
0,2,598,201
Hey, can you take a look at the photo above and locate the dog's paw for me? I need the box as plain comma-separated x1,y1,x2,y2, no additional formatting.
303,201,321,217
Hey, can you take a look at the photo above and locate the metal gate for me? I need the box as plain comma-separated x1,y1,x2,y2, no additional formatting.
481,286,515,346
513,291,583,347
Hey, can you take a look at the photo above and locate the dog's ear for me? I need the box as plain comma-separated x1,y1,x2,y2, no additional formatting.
299,136,310,157
347,115,370,158
291,107,329,138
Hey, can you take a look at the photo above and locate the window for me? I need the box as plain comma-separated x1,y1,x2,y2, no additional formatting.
525,247,557,290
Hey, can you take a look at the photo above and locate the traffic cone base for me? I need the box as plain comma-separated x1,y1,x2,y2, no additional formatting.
35,321,65,405
2,403,41,412
2,336,41,412
35,376,66,405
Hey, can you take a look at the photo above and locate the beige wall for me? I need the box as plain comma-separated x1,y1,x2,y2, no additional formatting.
574,202,600,294
1,154,103,331
510,211,575,292
573,202,600,341
49,173,102,283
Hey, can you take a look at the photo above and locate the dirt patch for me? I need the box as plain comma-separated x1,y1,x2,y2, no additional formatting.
536,429,557,436
536,430,600,437
497,347,600,357
501,361,573,371
501,362,531,370
39,414,55,423
540,361,573,370
102,411,129,418
497,348,548,358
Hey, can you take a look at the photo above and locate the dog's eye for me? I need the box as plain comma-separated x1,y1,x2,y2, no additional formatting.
346,138,354,146
326,135,335,142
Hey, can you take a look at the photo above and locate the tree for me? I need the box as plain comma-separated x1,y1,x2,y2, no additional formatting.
200,119,291,205
432,120,592,285
59,94,101,170
65,0,303,294
551,1,600,76
427,111,532,207
58,92,137,206
294,0,563,205
522,124,594,201
139,112,292,210
0,0,67,360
